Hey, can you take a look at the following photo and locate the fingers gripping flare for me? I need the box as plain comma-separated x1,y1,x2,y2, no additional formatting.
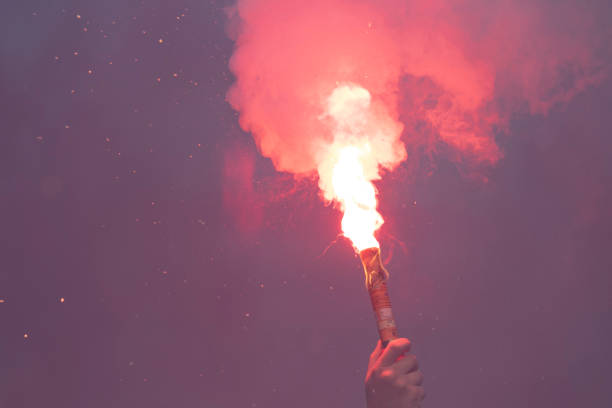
393,354,419,377
365,338,425,408
379,338,411,366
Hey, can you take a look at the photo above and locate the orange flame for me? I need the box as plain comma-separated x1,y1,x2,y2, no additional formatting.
317,83,405,251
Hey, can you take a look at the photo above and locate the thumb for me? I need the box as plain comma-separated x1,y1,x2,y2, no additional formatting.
368,340,383,368
378,338,411,366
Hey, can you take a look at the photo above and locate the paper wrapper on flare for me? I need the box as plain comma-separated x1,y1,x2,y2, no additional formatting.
360,247,398,347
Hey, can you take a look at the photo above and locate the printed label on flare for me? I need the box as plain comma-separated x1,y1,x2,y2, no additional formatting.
377,307,393,320
376,307,396,330
377,319,397,331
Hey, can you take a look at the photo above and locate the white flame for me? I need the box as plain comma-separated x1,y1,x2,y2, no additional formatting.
317,83,405,251
332,146,383,250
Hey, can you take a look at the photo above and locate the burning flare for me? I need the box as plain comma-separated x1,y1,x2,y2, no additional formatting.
319,83,403,251
332,146,382,250
322,84,399,345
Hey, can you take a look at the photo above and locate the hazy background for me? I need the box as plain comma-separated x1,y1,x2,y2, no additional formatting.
1,1,611,407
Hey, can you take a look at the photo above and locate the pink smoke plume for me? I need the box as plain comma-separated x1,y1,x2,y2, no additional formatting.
226,0,609,189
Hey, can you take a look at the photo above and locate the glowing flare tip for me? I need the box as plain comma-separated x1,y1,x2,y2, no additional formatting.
331,146,383,251
320,83,398,252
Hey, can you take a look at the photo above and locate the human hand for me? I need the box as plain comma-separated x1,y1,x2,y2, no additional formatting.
365,338,425,408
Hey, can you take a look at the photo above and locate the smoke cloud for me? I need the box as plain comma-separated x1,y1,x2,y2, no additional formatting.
226,0,609,182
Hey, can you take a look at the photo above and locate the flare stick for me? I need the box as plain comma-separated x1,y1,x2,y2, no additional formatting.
360,247,398,347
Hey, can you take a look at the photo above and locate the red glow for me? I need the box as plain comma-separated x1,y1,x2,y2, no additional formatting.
226,0,608,242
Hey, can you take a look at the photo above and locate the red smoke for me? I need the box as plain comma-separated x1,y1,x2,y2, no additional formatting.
227,0,609,177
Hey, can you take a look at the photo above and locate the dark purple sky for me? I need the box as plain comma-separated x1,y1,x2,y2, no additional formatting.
2,1,611,407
